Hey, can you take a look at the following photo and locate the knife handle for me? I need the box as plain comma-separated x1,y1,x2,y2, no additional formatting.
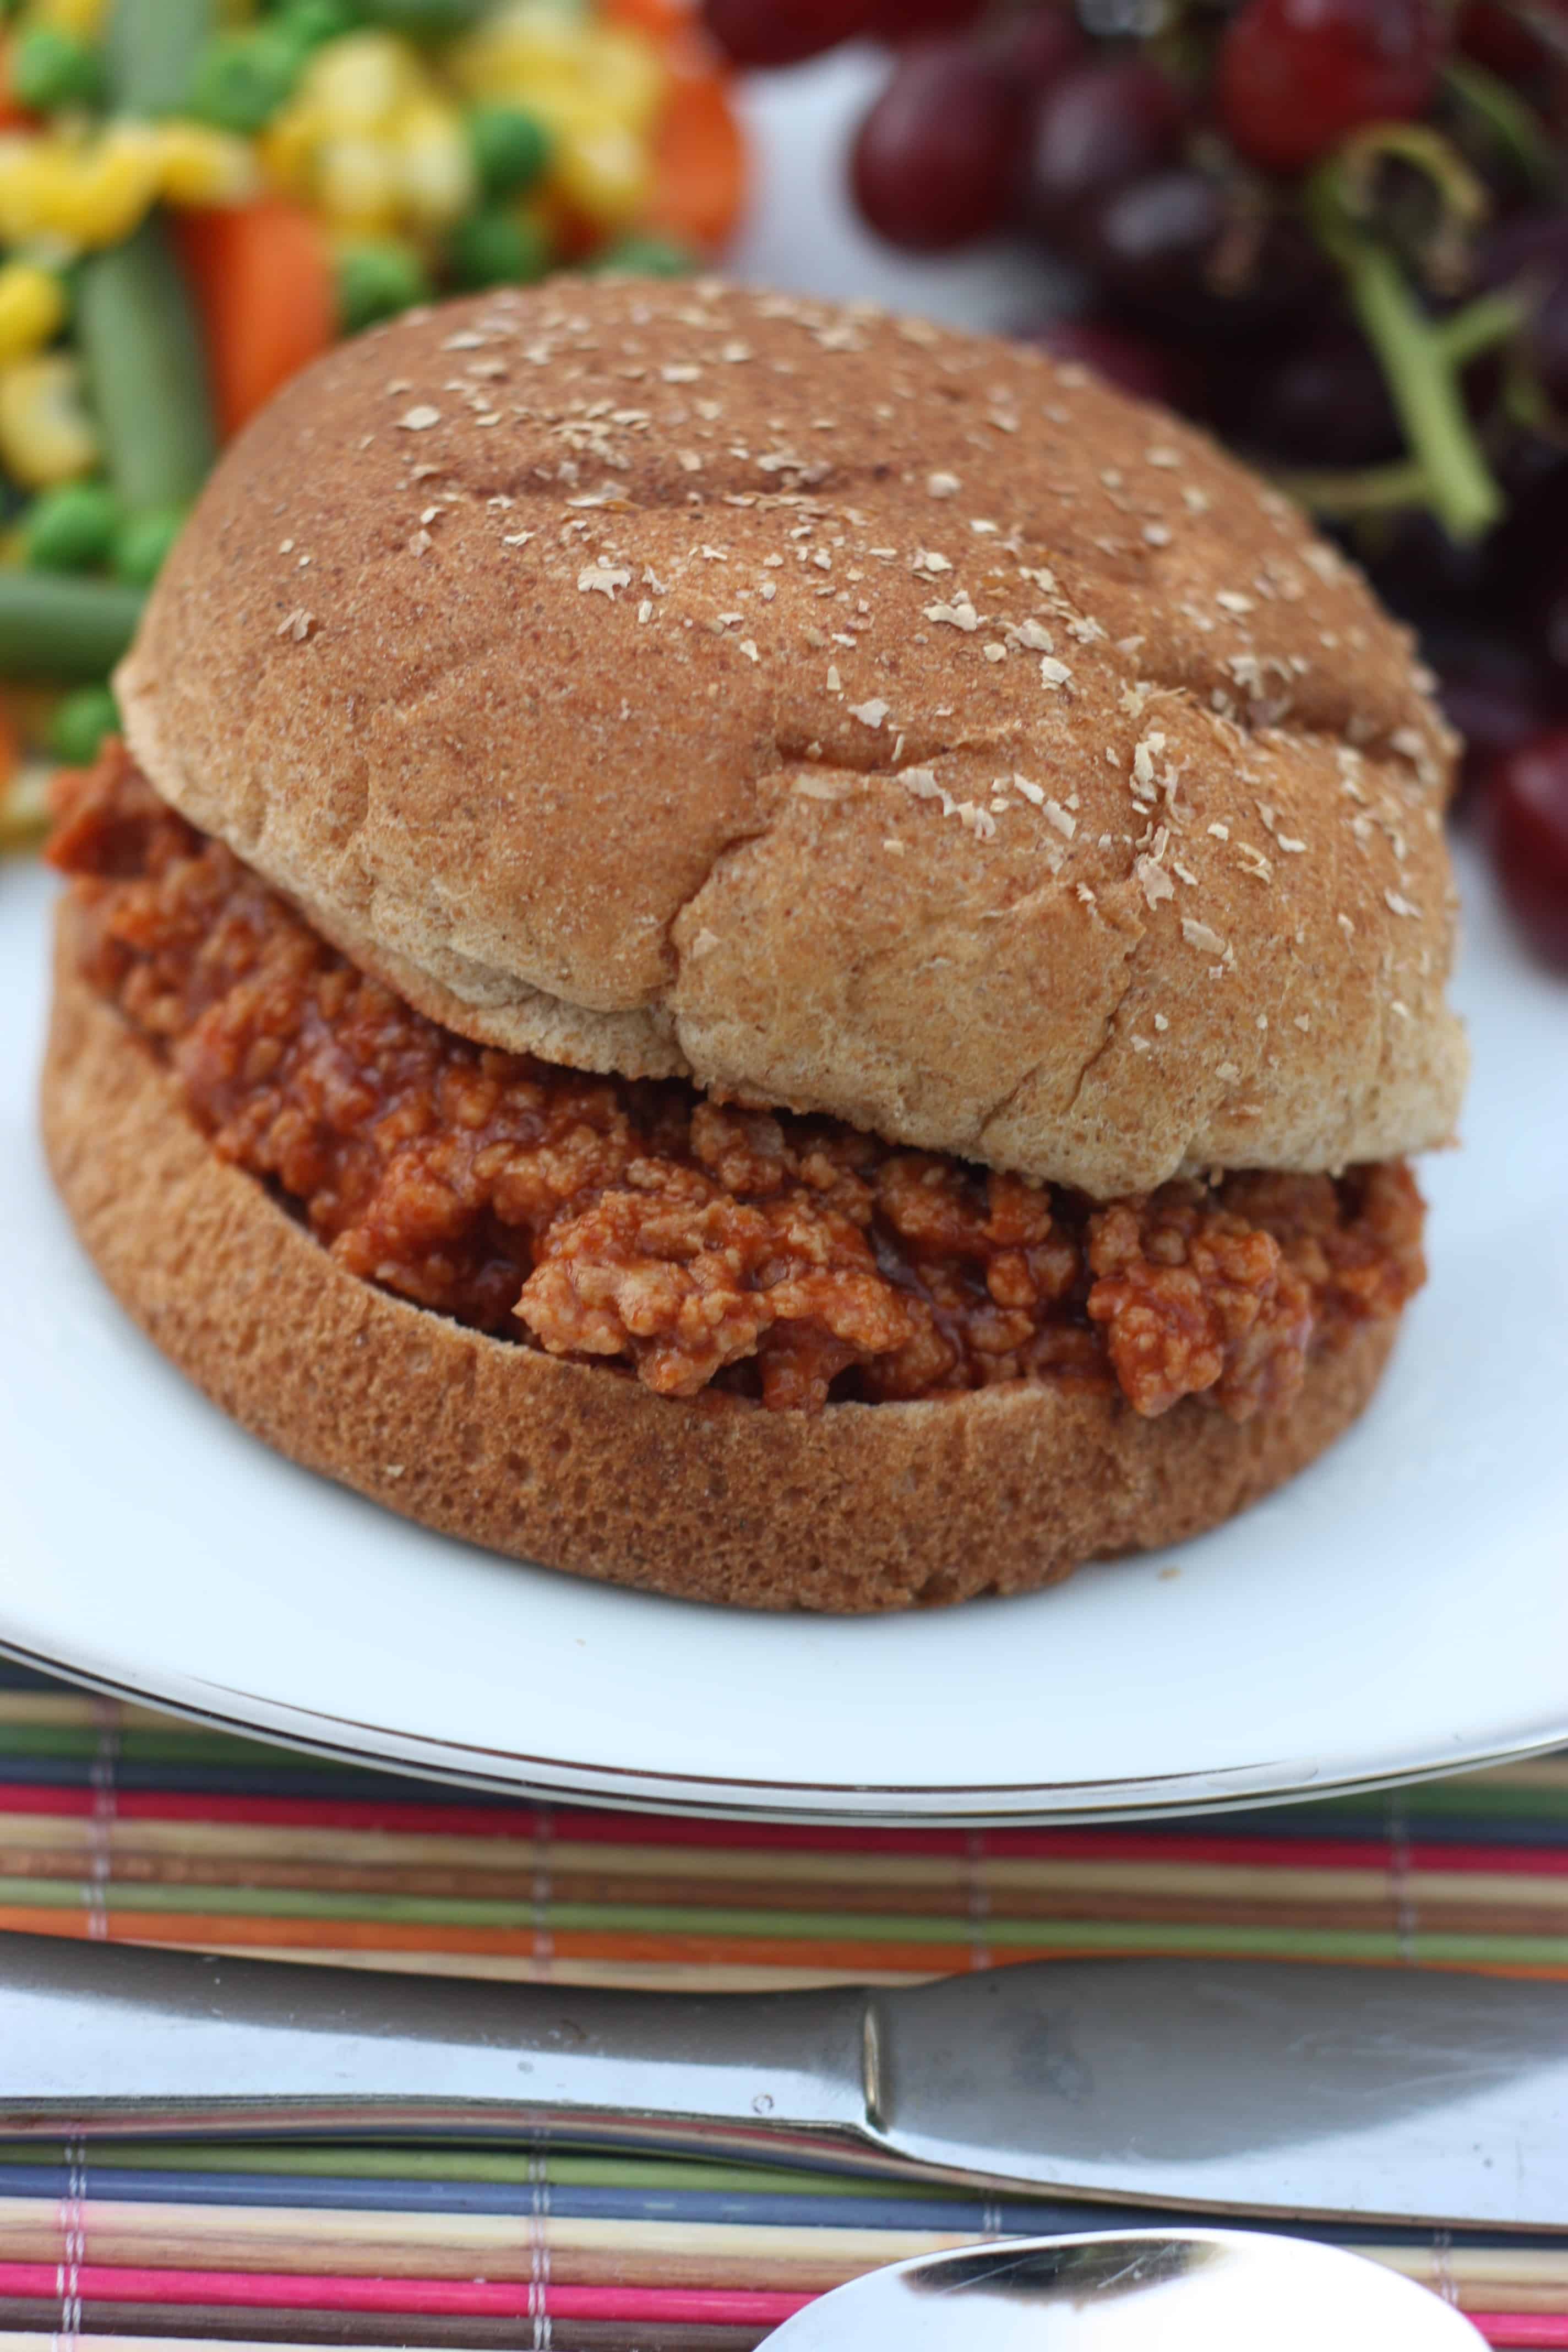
0,1929,888,2170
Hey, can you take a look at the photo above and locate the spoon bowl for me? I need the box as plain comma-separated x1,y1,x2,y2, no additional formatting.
759,2228,1483,2348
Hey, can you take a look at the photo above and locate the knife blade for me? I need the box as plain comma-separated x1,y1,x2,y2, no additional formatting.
0,1930,1561,2230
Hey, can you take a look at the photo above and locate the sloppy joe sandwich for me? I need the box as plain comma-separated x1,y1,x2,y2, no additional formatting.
41,279,1465,1612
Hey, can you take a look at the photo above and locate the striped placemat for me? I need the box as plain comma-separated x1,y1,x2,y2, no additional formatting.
0,1658,1561,2350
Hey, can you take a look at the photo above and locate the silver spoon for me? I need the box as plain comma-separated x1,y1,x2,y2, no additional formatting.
758,2229,1484,2348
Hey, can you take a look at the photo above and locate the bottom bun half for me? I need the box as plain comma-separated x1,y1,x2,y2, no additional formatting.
41,915,1400,1614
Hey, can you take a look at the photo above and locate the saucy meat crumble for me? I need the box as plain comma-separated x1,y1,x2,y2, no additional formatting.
50,744,1425,1419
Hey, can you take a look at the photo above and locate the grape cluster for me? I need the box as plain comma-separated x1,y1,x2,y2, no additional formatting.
702,0,1568,971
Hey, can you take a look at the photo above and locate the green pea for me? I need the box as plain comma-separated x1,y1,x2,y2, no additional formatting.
336,239,432,335
111,506,186,589
24,482,120,575
10,26,107,111
48,682,121,767
467,104,552,199
274,0,361,45
186,29,302,133
446,206,552,293
591,232,695,280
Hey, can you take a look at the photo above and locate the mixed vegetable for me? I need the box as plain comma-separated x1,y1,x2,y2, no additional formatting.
0,0,744,847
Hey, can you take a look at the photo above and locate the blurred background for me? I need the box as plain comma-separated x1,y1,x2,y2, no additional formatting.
0,0,1564,972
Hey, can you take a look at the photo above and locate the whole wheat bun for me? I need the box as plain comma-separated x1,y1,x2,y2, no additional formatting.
42,915,1400,1614
116,278,1464,1201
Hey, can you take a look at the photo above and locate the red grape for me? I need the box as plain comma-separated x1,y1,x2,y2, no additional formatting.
1485,727,1568,968
701,0,874,69
989,6,1086,94
1532,279,1568,405
867,0,984,36
1019,314,1208,415
1474,215,1568,400
1427,629,1563,804
1479,206,1568,278
1021,60,1189,245
1240,327,1402,463
851,39,1025,252
1457,0,1556,84
1083,170,1227,304
1538,554,1568,672
1217,0,1447,176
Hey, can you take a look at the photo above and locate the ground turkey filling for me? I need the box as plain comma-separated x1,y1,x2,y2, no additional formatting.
51,745,1426,1419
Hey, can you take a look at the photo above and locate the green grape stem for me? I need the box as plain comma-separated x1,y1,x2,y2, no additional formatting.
1277,457,1431,519
1285,286,1537,519
1327,231,1505,543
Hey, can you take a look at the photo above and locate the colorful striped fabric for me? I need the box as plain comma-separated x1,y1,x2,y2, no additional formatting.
0,1658,1562,2351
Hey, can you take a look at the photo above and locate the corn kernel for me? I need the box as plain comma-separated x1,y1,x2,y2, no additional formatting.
0,766,52,854
0,262,65,366
451,12,665,137
391,97,474,230
0,352,99,487
448,8,588,100
19,0,105,37
0,126,166,252
579,28,665,137
155,122,259,207
0,139,64,248
61,124,164,247
315,135,399,233
299,31,421,128
257,109,319,199
549,117,649,228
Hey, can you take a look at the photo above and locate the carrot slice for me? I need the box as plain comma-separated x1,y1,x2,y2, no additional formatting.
600,4,748,253
173,199,337,442
603,0,690,33
641,59,747,253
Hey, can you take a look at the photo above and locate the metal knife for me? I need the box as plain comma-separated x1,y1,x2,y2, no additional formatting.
0,1931,1561,2230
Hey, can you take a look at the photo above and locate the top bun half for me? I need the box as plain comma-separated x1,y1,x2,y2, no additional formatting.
116,277,1466,1197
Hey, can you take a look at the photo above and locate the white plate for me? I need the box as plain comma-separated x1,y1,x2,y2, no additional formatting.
4,834,1566,1822
2,56,1565,1822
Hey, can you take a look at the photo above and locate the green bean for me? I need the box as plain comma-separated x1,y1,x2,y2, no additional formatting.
102,0,215,117
0,571,145,682
75,219,216,515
